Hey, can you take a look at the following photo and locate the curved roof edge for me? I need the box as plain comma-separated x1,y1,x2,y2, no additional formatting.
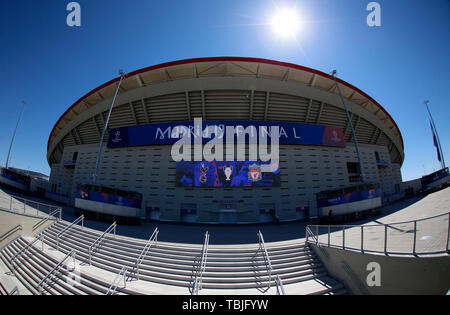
47,56,404,154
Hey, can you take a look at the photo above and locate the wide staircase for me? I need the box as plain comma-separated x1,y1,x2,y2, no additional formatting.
0,220,346,295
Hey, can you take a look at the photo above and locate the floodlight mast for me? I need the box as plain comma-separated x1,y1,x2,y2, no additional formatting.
331,70,366,183
92,70,126,185
424,100,446,169
5,101,27,169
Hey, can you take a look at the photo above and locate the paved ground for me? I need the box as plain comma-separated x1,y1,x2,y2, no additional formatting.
0,189,57,218
313,187,450,255
0,185,449,251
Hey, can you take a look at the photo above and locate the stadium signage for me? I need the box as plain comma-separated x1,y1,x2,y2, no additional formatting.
176,160,281,187
107,119,346,149
317,188,381,208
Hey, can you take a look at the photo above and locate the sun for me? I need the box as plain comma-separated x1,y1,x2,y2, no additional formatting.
271,9,301,38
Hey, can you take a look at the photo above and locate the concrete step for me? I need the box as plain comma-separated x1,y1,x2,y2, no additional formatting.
49,223,310,261
19,237,107,295
42,232,325,283
0,281,7,295
0,219,348,295
52,222,308,256
44,226,316,270
0,245,39,295
2,239,63,295
0,253,38,295
40,233,327,289
12,237,89,295
42,228,320,274
282,276,347,295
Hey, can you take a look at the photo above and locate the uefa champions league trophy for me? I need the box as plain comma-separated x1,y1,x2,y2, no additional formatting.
223,165,233,181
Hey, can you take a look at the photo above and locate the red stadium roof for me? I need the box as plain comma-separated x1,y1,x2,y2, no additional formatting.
47,57,404,156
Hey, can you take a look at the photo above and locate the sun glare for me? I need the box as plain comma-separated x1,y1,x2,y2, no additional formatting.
271,9,301,38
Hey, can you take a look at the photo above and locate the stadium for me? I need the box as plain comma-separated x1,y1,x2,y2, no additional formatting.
0,57,449,296
45,57,404,224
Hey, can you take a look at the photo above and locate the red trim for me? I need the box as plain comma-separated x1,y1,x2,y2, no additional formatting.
47,57,404,153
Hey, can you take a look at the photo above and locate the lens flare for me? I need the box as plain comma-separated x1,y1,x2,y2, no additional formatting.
271,9,301,38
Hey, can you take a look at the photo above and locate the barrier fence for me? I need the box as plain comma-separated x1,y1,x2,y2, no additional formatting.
0,192,62,219
306,212,450,256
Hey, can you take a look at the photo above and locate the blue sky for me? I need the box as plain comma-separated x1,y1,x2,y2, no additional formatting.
0,0,449,181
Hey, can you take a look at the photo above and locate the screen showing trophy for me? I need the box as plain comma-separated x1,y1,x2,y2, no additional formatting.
175,160,281,187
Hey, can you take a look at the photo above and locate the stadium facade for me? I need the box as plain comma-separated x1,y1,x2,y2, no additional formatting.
45,57,404,224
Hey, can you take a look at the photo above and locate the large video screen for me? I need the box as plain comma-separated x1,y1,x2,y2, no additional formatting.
176,160,280,187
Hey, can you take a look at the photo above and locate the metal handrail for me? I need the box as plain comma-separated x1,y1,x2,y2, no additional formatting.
11,221,58,263
192,231,209,295
276,274,286,295
38,250,76,295
88,222,116,265
307,212,450,229
305,212,450,255
106,266,128,295
134,227,158,280
252,231,273,290
0,225,22,243
305,226,318,244
2,193,61,217
32,208,62,231
56,215,84,250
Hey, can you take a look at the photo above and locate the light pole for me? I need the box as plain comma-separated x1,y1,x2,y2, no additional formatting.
331,70,365,183
424,100,445,169
5,101,27,169
92,70,126,185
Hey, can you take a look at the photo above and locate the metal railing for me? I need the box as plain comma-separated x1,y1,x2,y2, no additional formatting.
11,221,58,264
38,250,77,295
133,227,158,280
252,231,273,291
276,274,286,295
106,266,129,295
192,231,209,295
32,208,62,231
88,222,116,265
0,193,62,219
56,215,84,250
0,225,22,244
306,212,450,256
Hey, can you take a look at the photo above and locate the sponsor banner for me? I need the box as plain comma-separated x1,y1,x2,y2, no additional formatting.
0,169,31,187
317,188,381,208
76,189,142,208
176,160,281,187
107,120,346,148
421,168,449,188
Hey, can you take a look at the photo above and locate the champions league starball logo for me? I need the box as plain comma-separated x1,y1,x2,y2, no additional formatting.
111,131,122,143
331,130,341,143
